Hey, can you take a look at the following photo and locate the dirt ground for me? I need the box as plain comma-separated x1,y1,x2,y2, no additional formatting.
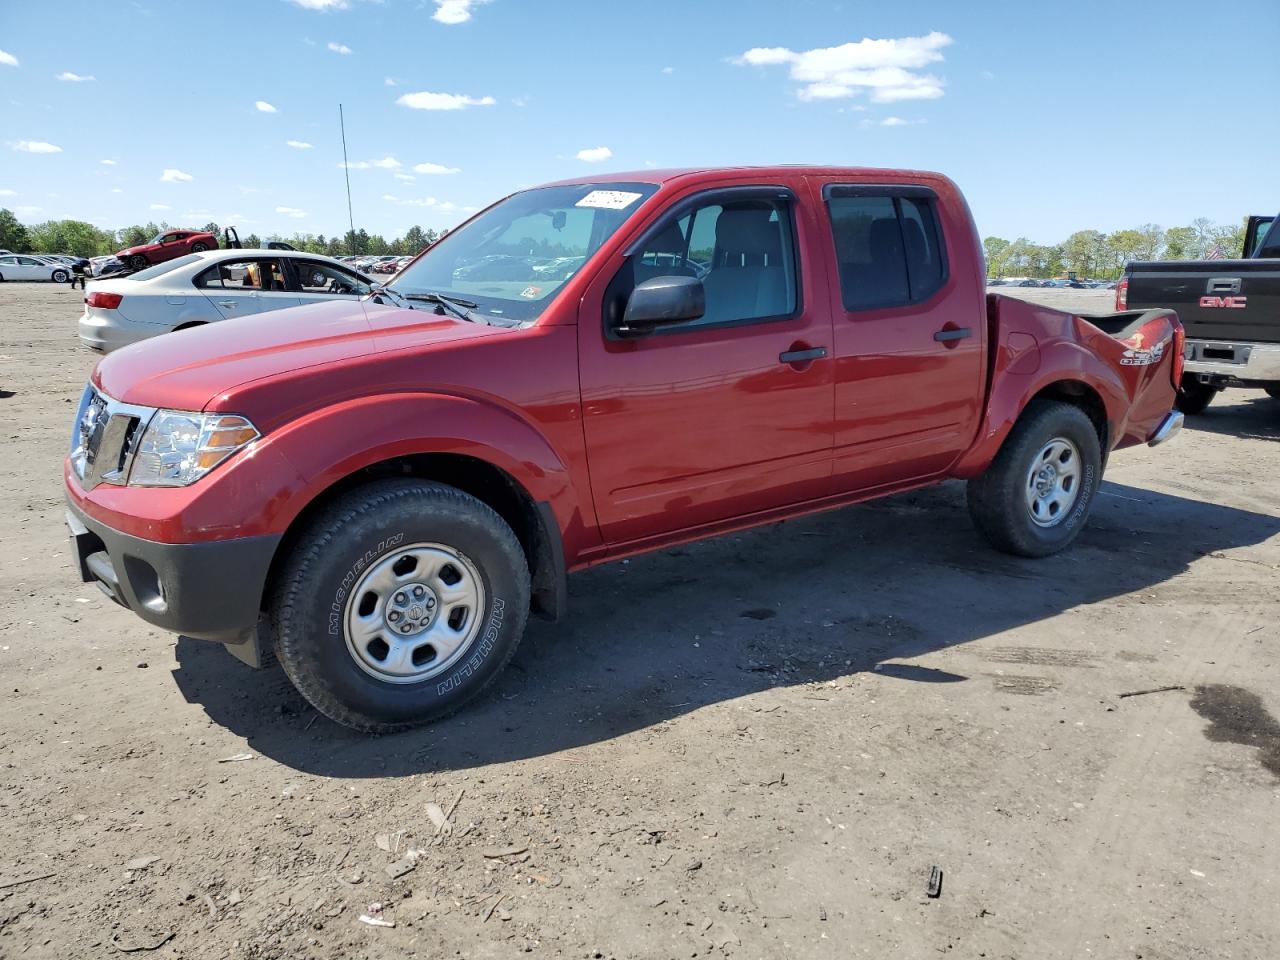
1,282,1278,960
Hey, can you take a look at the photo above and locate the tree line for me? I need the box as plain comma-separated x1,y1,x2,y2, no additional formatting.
984,218,1247,279
0,209,444,259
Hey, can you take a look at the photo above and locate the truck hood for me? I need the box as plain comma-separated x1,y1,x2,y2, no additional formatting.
94,298,507,411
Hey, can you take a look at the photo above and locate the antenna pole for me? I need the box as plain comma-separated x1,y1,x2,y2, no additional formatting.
339,103,355,242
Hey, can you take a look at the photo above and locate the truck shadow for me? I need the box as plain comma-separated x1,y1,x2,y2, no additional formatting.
172,479,1280,775
1183,394,1280,443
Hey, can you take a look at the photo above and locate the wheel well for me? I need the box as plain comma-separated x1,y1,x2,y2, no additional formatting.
263,453,564,622
173,321,207,331
1029,380,1109,450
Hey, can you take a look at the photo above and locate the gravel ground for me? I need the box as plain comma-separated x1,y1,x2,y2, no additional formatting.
1,282,1278,960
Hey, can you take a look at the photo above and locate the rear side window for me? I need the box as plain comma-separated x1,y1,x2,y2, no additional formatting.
826,188,947,311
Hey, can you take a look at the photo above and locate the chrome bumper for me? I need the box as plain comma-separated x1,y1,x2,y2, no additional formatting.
1183,340,1280,382
1148,410,1184,447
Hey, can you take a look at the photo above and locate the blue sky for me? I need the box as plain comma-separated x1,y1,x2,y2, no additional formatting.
2,0,1276,243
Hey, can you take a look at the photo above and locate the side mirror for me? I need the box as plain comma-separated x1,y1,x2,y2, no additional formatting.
615,276,705,337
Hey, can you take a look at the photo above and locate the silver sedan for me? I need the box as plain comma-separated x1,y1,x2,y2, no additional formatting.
78,249,376,352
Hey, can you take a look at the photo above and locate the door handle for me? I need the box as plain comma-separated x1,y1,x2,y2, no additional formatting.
933,327,972,342
1206,277,1241,294
779,346,827,363
217,300,238,309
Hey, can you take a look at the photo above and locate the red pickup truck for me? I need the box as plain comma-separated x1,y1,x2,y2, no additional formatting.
115,228,218,271
65,167,1184,732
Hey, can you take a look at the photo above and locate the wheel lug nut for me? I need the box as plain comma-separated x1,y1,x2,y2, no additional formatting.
413,586,424,598
388,611,400,622
401,625,412,633
394,592,406,604
426,598,435,608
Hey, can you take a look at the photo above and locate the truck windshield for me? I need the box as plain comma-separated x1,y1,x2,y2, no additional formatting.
391,182,658,323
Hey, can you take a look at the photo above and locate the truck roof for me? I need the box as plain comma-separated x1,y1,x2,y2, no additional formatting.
541,165,949,188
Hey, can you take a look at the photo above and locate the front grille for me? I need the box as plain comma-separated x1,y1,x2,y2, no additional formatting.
70,385,155,489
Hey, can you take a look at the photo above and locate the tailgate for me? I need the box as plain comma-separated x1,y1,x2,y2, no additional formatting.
1126,260,1280,342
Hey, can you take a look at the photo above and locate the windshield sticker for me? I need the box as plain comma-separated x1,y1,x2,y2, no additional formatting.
519,285,543,299
575,190,644,211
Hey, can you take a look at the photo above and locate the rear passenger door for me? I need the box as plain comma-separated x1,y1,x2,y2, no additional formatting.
817,181,985,490
193,258,299,320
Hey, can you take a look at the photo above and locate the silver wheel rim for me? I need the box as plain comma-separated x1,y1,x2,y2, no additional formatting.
1024,437,1082,528
343,542,485,684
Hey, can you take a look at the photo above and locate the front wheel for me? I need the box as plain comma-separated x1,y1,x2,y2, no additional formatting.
270,479,530,733
966,400,1102,558
1176,377,1217,415
52,269,69,283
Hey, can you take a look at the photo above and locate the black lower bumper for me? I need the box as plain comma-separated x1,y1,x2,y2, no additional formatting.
65,500,281,652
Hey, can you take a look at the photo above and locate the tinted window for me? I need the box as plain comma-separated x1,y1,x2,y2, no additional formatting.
129,253,203,281
827,192,946,310
613,195,798,331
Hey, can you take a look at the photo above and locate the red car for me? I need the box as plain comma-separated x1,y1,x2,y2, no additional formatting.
115,228,218,271
64,166,1184,731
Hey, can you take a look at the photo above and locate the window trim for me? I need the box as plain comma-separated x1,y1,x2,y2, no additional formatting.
822,183,949,312
191,257,287,292
607,184,804,340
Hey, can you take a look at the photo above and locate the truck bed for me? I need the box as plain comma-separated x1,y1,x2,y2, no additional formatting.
1126,259,1280,343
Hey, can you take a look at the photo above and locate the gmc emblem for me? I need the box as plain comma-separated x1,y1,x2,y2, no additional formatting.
1199,295,1247,309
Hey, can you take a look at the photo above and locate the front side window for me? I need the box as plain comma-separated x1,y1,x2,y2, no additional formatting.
292,260,370,296
194,258,287,291
608,193,798,332
827,189,947,311
392,181,658,323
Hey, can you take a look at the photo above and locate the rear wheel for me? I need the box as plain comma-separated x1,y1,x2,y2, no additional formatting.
270,479,530,733
967,400,1102,558
52,269,69,283
1176,377,1218,415
128,254,148,271
191,242,208,252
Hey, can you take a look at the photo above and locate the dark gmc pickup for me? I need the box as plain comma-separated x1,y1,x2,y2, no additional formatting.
1119,213,1280,413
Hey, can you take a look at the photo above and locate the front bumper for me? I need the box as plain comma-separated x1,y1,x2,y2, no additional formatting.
1183,339,1280,385
65,498,280,651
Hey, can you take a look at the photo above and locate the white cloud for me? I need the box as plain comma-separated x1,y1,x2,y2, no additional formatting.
0,49,18,68
396,91,495,111
0,188,14,196
327,41,352,54
56,71,96,82
879,116,922,126
576,146,613,163
661,66,675,75
734,31,951,103
160,168,193,182
276,206,307,218
100,159,117,165
384,76,399,86
286,139,314,149
149,203,171,211
413,161,461,175
255,100,278,113
14,205,41,215
342,155,401,170
110,188,123,193
12,140,63,154
432,0,489,25
383,194,438,208
285,0,348,9
394,173,416,182
980,69,995,81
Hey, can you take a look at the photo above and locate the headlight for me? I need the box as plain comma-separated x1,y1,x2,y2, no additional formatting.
128,411,259,487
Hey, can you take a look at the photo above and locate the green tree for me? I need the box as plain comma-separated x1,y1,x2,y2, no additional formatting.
244,233,262,248
0,208,31,252
1162,226,1196,260
1134,223,1164,261
1062,230,1104,277
1108,229,1146,270
26,219,116,257
202,222,221,239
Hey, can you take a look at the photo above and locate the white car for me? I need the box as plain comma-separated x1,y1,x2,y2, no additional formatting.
0,254,73,283
78,249,375,352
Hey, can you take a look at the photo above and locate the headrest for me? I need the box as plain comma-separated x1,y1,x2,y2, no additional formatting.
716,206,781,257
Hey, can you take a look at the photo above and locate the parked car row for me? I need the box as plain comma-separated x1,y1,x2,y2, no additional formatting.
988,277,1118,289
64,165,1185,732
338,254,417,274
0,253,75,283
